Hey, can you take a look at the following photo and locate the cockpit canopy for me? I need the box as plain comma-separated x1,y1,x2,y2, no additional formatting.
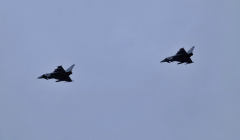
44,73,51,77
167,56,173,60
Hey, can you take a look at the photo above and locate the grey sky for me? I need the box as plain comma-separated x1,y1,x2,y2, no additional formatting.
1,0,240,140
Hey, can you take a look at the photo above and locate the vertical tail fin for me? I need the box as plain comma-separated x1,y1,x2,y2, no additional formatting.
66,64,75,72
187,46,195,54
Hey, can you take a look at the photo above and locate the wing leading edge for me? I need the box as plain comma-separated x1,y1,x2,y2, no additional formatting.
176,48,187,55
54,66,66,73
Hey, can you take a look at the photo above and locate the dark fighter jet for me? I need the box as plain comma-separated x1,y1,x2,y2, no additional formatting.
161,46,195,65
38,64,75,82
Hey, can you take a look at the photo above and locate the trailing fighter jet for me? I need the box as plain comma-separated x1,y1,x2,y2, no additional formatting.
160,46,195,65
38,64,75,82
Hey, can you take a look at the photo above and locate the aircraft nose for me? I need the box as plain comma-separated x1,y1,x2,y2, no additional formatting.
160,59,167,63
160,58,170,63
38,75,44,79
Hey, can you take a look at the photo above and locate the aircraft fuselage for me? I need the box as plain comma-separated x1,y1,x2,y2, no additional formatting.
38,71,72,80
168,53,193,62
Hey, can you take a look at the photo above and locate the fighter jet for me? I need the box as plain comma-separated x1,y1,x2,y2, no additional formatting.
38,64,75,82
160,46,195,65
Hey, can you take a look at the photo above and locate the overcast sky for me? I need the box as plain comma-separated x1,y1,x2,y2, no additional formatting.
1,0,240,140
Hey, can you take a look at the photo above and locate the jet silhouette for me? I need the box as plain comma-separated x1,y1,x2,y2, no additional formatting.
161,46,195,65
38,64,75,82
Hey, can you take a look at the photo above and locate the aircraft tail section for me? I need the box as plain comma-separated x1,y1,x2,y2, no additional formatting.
187,46,195,54
66,64,75,72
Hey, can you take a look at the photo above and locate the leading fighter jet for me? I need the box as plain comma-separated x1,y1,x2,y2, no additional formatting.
161,46,195,65
38,64,75,82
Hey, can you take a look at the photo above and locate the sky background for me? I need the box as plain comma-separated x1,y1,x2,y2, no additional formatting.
1,0,240,140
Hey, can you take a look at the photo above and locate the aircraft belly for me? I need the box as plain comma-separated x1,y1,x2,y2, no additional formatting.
171,56,183,61
172,55,189,62
50,73,69,79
